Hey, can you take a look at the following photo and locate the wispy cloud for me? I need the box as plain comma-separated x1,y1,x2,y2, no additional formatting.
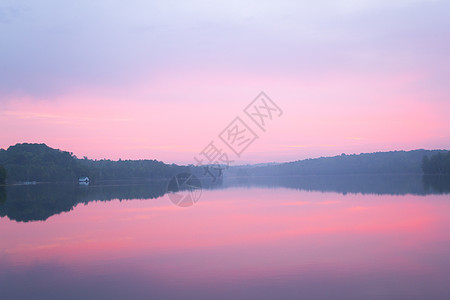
281,144,338,148
1,0,449,161
281,201,311,206
347,206,371,211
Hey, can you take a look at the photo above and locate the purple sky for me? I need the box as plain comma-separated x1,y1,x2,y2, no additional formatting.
1,0,449,163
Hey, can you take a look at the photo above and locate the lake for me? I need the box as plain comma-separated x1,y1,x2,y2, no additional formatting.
1,175,450,299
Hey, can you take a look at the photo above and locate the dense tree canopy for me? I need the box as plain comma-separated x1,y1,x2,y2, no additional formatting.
228,150,448,176
422,152,450,174
0,164,6,184
77,158,190,181
0,143,190,183
0,143,80,182
1,143,449,183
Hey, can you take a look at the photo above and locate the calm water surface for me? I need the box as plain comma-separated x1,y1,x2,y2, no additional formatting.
1,176,450,299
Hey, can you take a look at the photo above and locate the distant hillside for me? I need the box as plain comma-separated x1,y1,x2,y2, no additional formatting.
1,144,448,183
227,150,449,176
0,143,189,183
0,143,78,182
422,151,450,174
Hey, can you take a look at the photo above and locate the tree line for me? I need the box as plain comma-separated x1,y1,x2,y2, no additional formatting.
0,165,6,184
422,151,450,174
230,149,448,176
0,143,190,183
1,143,449,183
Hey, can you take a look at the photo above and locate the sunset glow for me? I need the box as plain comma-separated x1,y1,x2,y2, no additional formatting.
1,189,447,275
1,0,449,163
2,2,450,299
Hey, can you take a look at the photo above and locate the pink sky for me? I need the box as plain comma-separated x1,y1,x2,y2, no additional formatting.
1,0,449,164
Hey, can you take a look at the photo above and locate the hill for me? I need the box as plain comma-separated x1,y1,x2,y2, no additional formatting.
0,143,189,183
227,149,449,176
1,143,448,183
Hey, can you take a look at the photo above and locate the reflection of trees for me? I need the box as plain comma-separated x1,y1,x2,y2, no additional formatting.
0,180,170,222
0,186,6,204
0,176,225,223
222,174,448,196
2,174,450,223
423,175,450,194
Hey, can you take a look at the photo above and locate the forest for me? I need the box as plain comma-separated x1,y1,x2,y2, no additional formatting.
0,165,6,184
228,149,449,176
422,151,450,174
0,143,190,183
1,143,449,183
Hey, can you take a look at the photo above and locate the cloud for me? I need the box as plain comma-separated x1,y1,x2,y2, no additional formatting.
0,0,449,101
0,4,25,24
333,0,439,14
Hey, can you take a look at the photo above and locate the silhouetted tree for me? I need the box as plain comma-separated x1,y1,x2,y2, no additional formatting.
0,143,190,182
0,165,6,184
229,150,447,176
422,152,450,174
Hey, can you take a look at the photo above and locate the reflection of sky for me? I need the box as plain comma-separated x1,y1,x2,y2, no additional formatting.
1,0,450,163
1,188,450,298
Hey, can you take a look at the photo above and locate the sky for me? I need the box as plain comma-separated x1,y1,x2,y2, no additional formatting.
0,0,449,164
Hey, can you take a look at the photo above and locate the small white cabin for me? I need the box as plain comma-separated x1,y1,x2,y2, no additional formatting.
79,177,90,183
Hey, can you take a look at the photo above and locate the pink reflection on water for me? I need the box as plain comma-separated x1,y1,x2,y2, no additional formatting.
1,189,448,277
2,188,450,298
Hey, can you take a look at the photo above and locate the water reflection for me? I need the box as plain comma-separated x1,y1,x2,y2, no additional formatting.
0,186,6,204
0,180,168,222
423,175,450,193
1,175,450,223
224,174,450,195
1,186,450,299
